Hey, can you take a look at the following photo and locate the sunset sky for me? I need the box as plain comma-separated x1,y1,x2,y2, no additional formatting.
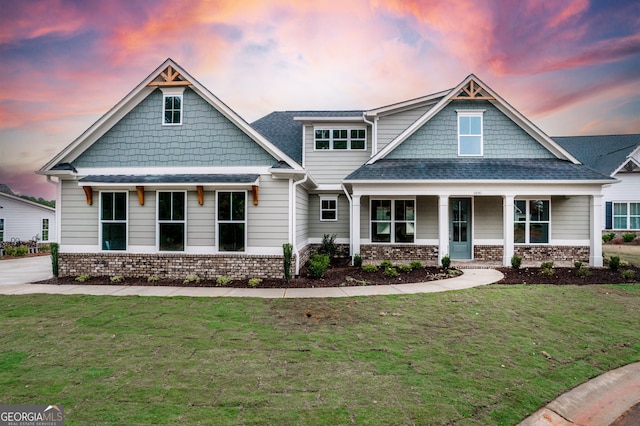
1,0,639,200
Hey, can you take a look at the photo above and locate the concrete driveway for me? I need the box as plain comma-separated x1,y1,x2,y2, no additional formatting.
0,256,52,285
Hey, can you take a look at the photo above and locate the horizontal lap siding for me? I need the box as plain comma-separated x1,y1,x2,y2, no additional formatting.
416,196,438,239
0,196,56,242
376,105,432,152
296,186,309,245
61,180,98,245
474,197,503,239
552,195,590,240
129,191,155,246
309,194,349,238
247,176,289,247
360,196,370,239
188,191,215,247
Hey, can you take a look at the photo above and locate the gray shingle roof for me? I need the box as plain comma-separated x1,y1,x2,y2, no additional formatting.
79,174,260,184
251,111,364,165
345,159,614,181
553,134,640,176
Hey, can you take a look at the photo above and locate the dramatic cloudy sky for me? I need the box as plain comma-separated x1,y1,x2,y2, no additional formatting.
1,0,639,199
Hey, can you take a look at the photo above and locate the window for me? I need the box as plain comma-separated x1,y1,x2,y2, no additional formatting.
158,192,185,251
371,199,415,243
0,218,4,242
613,202,640,229
218,191,245,252
41,219,49,242
514,200,550,244
320,197,338,221
163,95,182,125
314,127,366,150
458,112,483,156
101,192,127,250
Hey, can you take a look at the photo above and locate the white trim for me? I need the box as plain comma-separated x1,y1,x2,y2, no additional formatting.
161,87,184,126
216,190,247,254
99,190,129,251
319,195,338,222
369,197,416,244
514,198,551,245
156,190,187,252
41,218,50,242
293,116,365,123
365,90,448,116
457,110,484,157
76,166,271,176
611,201,640,230
312,126,367,151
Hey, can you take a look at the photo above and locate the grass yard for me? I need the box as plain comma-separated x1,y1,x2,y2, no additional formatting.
1,284,639,425
604,244,640,266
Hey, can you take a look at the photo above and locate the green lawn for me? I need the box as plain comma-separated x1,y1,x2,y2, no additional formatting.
604,244,640,266
1,285,639,425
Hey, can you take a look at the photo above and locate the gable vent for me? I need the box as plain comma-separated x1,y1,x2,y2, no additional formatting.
147,65,191,87
451,80,495,100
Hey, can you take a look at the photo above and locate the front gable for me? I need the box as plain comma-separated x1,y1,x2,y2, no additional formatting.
387,100,555,159
74,88,278,167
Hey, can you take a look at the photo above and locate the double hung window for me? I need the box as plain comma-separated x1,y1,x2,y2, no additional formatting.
41,219,49,241
0,218,4,241
371,199,415,243
320,197,338,221
458,111,483,156
614,202,640,229
514,200,550,244
218,192,246,252
101,192,127,250
158,192,185,251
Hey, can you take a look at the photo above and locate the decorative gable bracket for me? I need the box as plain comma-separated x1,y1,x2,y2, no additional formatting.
147,65,191,87
451,80,495,101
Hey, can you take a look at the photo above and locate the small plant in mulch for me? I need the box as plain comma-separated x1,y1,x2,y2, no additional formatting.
410,261,423,270
576,268,591,277
183,274,201,285
380,260,393,269
511,254,522,270
362,264,378,273
216,276,233,286
75,274,91,283
396,263,412,273
602,232,616,243
345,276,370,286
384,267,399,278
608,256,621,271
148,275,161,283
248,278,262,287
622,233,637,243
110,275,125,283
539,261,555,276
441,255,451,270
318,234,338,259
621,269,636,279
308,254,330,278
353,254,363,267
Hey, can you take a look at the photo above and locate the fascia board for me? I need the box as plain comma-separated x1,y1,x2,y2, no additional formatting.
344,179,617,185
365,90,450,116
293,117,365,123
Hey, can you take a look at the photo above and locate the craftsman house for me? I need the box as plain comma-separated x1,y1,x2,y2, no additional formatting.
39,59,615,279
554,135,640,233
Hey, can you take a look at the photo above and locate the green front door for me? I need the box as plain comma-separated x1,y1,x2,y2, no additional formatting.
450,198,472,259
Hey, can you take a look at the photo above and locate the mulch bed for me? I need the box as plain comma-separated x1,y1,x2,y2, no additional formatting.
496,266,640,285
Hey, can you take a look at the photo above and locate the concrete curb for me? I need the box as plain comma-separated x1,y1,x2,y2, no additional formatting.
518,362,640,426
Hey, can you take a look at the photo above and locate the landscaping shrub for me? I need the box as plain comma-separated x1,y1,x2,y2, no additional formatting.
50,242,59,277
384,267,399,278
441,255,451,270
216,276,233,286
75,274,90,282
353,253,363,267
539,261,555,276
576,268,591,277
3,246,17,256
248,278,262,287
410,261,423,270
396,263,412,273
511,254,522,270
621,269,636,279
380,260,393,269
573,261,583,269
608,256,620,271
622,233,637,243
282,243,293,281
362,264,378,273
15,245,29,256
147,275,161,283
308,254,330,278
38,244,51,252
183,274,201,284
110,276,124,283
318,234,338,259
602,232,616,243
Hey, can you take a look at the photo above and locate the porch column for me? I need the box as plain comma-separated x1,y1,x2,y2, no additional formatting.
590,194,604,267
352,195,361,258
438,195,449,263
503,195,515,266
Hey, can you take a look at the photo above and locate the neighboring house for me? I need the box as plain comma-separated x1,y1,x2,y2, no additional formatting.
554,135,640,233
39,59,615,279
0,185,56,243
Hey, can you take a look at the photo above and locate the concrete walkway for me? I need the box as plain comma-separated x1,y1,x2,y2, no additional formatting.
0,256,503,298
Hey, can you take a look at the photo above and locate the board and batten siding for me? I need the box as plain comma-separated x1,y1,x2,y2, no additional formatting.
308,194,350,239
61,179,98,246
303,124,372,184
551,195,590,240
0,194,56,242
376,104,433,152
474,197,503,239
247,175,289,248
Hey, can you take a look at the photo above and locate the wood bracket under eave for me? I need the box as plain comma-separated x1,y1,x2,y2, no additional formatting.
197,186,204,205
82,186,93,205
252,185,259,205
136,186,145,205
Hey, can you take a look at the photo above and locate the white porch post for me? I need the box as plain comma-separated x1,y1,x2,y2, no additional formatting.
503,195,515,266
438,195,449,263
590,194,603,267
352,195,361,257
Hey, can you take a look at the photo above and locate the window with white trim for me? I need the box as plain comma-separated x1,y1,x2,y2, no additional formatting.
614,202,640,229
371,199,415,243
314,128,366,150
158,191,185,251
320,197,338,221
41,218,49,242
101,192,127,250
514,199,550,244
163,94,182,125
457,111,483,156
0,218,4,242
218,191,246,252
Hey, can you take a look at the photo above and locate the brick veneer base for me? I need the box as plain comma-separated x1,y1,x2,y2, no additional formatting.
474,245,504,261
514,246,590,263
360,245,438,263
59,253,287,280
